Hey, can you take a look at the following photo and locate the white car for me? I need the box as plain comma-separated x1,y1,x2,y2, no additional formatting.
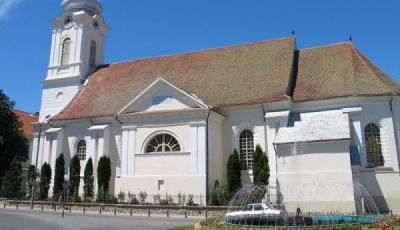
225,203,284,224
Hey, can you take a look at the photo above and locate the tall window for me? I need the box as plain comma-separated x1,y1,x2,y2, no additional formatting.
76,140,86,161
145,133,181,153
239,129,254,170
364,123,383,167
89,40,96,67
61,38,71,66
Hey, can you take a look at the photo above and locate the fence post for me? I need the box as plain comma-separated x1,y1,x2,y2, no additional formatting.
3,202,5,209
148,209,150,217
167,209,169,218
69,205,72,213
83,204,86,214
185,210,187,218
114,207,117,215
16,202,18,209
62,208,64,218
99,205,102,215
54,204,57,212
205,210,208,219
41,204,44,211
130,208,132,216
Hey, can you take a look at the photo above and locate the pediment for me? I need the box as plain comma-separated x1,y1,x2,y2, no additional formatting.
118,77,208,115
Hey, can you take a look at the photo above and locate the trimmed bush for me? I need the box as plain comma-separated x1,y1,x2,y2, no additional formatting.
210,180,230,206
53,154,65,200
68,155,81,202
227,149,241,194
97,155,111,193
39,162,52,200
26,165,38,198
83,158,94,202
3,160,23,198
253,145,269,185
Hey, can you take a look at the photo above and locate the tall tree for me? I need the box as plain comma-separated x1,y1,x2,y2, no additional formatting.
2,160,23,198
97,155,111,193
39,163,52,200
83,158,94,201
227,149,241,194
27,165,38,198
68,155,81,202
252,145,270,185
53,154,65,200
0,90,28,189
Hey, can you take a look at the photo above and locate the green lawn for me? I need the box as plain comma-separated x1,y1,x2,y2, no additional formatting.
167,225,194,230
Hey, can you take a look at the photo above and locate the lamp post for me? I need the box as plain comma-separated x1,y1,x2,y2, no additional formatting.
61,174,69,218
30,115,50,209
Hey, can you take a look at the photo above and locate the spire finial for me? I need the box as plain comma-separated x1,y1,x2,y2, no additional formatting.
291,29,295,36
349,35,352,43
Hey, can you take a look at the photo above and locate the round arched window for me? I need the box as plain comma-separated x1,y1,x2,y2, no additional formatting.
145,133,181,153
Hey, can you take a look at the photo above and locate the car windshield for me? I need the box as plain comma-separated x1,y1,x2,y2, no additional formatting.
253,204,263,211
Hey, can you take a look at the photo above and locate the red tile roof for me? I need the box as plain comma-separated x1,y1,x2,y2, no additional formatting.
53,37,296,120
13,110,38,136
293,42,400,102
52,37,400,121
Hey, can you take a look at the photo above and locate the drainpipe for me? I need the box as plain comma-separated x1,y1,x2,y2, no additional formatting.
205,108,212,205
389,97,400,172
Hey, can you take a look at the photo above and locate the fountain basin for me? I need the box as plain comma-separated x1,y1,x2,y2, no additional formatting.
311,214,384,224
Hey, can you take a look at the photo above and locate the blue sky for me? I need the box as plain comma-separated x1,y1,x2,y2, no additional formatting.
0,0,399,113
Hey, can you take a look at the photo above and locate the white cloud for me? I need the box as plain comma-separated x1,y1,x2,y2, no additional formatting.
0,0,21,21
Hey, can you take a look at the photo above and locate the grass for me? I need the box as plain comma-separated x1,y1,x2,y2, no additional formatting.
167,226,194,230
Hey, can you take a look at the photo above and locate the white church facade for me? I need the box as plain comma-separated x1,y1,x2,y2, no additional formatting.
32,0,400,213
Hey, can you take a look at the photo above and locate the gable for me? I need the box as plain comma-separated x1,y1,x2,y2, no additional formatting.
118,77,208,115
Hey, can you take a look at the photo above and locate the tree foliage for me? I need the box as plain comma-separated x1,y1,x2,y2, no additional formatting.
53,154,65,200
227,149,241,194
0,90,28,188
97,155,111,193
210,180,230,206
83,158,94,201
252,145,269,185
2,160,23,198
39,162,52,200
27,165,38,198
68,155,81,202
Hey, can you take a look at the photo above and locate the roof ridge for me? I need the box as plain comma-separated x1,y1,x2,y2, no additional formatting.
351,45,398,94
299,41,351,51
105,36,296,67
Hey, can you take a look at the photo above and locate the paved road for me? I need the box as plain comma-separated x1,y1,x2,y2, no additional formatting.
0,208,199,230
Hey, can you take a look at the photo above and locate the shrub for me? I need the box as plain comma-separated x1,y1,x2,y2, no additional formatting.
96,187,118,204
53,154,65,200
128,191,139,204
97,155,111,193
227,149,241,194
83,158,94,202
39,162,52,200
139,191,147,204
68,155,81,202
187,194,195,206
252,145,269,185
153,194,160,204
3,160,23,198
26,165,38,198
210,180,230,206
118,190,125,203
177,193,186,206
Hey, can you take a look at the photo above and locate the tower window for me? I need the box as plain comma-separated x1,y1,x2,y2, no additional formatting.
364,123,384,167
61,38,71,66
89,41,96,67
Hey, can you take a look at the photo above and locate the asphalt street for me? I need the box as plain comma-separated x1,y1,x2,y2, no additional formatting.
0,208,199,230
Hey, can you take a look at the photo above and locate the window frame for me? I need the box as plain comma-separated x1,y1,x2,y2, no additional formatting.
364,123,384,168
61,38,72,66
144,133,182,153
239,129,254,171
76,139,87,161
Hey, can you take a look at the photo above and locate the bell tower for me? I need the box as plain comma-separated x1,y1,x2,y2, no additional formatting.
39,0,110,120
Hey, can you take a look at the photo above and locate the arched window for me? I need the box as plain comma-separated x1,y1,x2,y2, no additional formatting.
145,133,181,153
239,129,254,170
364,123,383,167
61,38,71,66
89,40,96,67
76,140,86,161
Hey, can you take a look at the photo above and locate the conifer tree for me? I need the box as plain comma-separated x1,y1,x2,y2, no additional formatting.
68,155,81,201
39,163,52,200
53,154,65,200
3,160,23,198
227,149,241,194
97,155,111,193
27,165,38,198
252,145,270,185
83,158,94,201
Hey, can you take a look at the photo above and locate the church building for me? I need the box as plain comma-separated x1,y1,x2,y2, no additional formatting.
32,0,400,213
